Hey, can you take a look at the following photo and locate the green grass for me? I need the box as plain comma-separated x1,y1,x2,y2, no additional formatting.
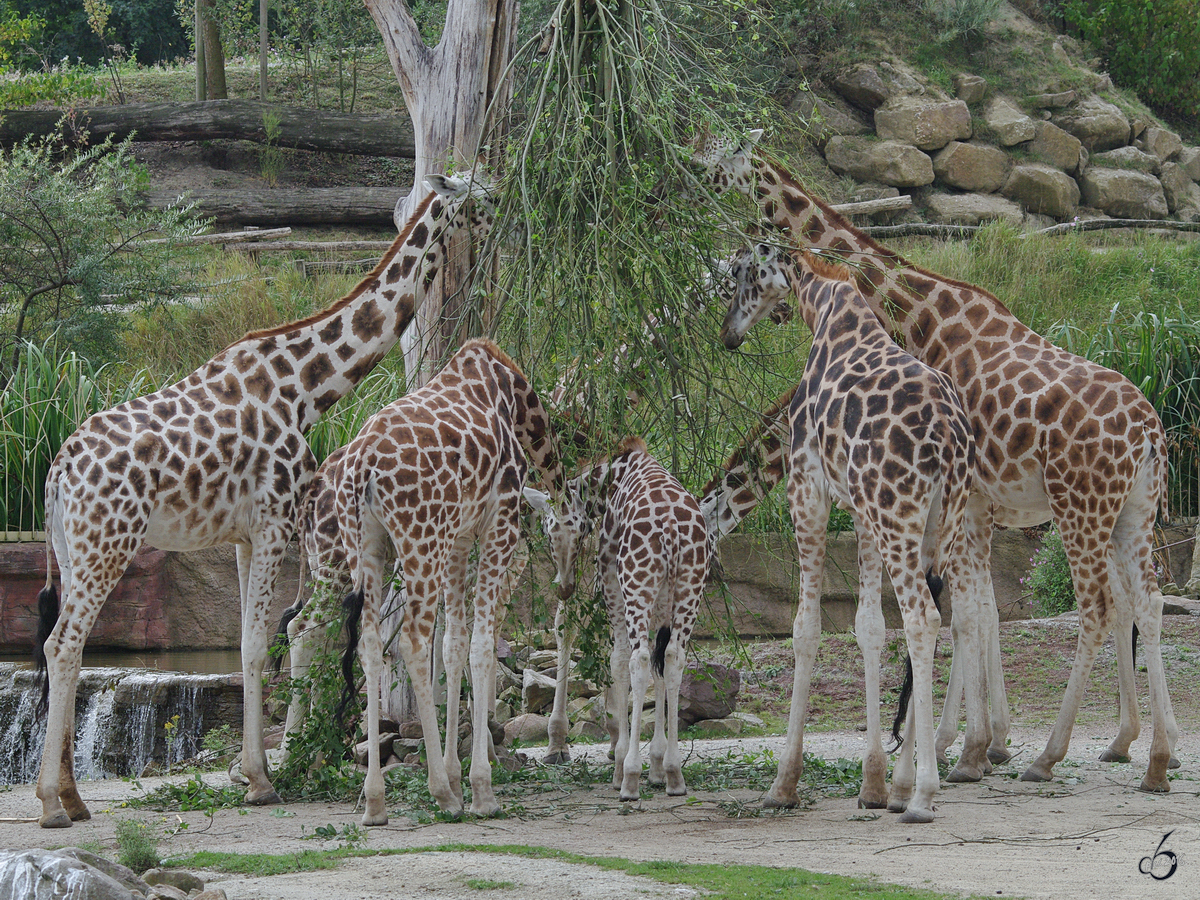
172,842,995,899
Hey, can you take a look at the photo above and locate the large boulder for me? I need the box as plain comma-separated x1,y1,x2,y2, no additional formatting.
521,666,557,713
789,90,872,143
1078,168,1168,219
925,192,1024,227
1026,122,1084,173
982,97,1037,147
824,136,934,188
874,98,972,151
1090,146,1161,176
832,64,890,112
932,141,1011,193
1180,147,1200,182
1002,164,1080,220
0,850,137,900
951,73,987,105
1160,163,1197,214
1137,126,1183,163
677,662,741,726
1051,96,1131,151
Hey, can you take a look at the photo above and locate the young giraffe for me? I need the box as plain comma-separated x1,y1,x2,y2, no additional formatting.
697,131,1179,790
527,436,710,800
335,338,569,823
31,173,499,829
724,242,975,821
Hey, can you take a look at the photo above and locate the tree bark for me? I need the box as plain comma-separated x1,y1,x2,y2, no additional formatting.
200,0,228,100
144,186,403,226
259,0,269,101
0,101,416,158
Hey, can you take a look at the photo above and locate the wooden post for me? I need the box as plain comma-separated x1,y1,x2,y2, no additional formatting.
195,0,207,101
259,0,269,101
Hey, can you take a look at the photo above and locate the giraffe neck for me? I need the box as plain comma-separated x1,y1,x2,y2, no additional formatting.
751,158,1034,357
697,386,794,540
212,191,466,433
572,437,647,519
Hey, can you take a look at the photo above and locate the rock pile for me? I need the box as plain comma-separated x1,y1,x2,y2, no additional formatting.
0,849,224,900
794,52,1200,227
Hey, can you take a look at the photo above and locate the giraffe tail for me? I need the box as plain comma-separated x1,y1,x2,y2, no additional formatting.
652,626,671,678
890,569,945,751
336,587,365,729
34,475,62,717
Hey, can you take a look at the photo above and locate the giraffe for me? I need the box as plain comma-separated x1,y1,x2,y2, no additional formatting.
696,130,1179,791
723,241,975,821
335,338,569,823
526,436,710,800
31,172,500,829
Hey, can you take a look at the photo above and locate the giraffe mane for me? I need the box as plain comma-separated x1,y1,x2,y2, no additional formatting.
614,434,648,457
798,249,852,283
764,157,1019,316
240,192,438,343
699,383,798,498
462,337,528,382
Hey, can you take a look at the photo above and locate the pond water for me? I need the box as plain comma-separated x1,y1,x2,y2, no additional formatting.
0,648,244,675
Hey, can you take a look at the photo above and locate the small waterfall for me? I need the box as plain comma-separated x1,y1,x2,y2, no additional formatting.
0,663,244,785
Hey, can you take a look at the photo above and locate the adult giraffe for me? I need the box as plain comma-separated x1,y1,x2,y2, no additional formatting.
695,130,1178,791
32,173,500,828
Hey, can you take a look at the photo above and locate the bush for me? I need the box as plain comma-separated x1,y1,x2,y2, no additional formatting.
1060,0,1200,124
1021,526,1075,618
114,818,160,874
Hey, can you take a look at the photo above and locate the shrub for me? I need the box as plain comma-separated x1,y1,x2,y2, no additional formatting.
114,818,160,874
1021,526,1075,618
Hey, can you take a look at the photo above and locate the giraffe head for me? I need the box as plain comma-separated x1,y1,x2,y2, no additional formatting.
720,241,796,349
689,127,763,196
425,170,520,249
523,482,591,600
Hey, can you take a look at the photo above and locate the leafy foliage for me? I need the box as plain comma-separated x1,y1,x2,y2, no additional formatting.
0,133,206,384
113,818,162,873
1060,0,1200,125
1021,525,1075,618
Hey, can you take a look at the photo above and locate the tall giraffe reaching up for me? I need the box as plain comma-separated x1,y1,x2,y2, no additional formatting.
696,130,1179,791
32,173,500,829
527,436,710,801
336,338,569,823
723,242,975,821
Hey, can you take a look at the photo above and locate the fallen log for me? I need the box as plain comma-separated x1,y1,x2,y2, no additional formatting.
0,100,415,158
146,186,401,226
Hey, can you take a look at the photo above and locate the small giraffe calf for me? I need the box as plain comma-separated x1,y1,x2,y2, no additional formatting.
527,436,710,800
336,338,567,823
723,242,976,823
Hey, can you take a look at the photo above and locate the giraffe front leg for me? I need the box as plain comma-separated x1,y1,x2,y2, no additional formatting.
608,632,632,792
1099,617,1138,764
359,598,388,826
237,542,285,806
38,644,87,827
661,634,687,796
543,596,573,765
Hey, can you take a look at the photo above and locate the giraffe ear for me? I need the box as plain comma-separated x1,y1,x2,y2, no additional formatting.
522,486,552,515
744,128,764,149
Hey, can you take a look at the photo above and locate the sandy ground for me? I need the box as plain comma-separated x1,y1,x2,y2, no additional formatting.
2,727,1198,900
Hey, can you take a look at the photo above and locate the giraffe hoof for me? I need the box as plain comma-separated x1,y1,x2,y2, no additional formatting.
1098,749,1131,764
986,747,1013,765
1169,755,1181,770
886,798,909,814
470,800,503,817
946,765,983,784
245,788,282,806
1138,776,1170,794
857,794,888,810
361,808,388,827
39,810,73,829
763,794,799,810
898,807,935,824
542,750,571,766
1019,766,1052,783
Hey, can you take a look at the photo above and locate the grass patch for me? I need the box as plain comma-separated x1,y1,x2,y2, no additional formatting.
174,843,992,899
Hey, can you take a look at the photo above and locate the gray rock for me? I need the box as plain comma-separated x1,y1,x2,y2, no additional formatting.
874,98,972,151
194,891,230,900
147,885,190,900
1028,90,1076,109
925,192,1024,227
1002,164,1081,220
832,64,891,111
144,869,205,894
691,717,745,737
824,137,934,188
982,97,1037,147
58,849,152,896
1078,168,1168,219
1179,147,1200,182
1027,122,1083,173
569,719,608,740
503,712,549,743
1051,96,1131,151
932,141,1011,193
789,90,872,143
1091,146,1161,176
1160,163,1197,214
521,666,557,712
0,850,135,900
1138,126,1183,163
678,662,741,725
1169,181,1200,222
952,73,987,105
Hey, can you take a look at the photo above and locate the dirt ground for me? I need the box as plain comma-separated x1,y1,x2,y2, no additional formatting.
2,721,1198,900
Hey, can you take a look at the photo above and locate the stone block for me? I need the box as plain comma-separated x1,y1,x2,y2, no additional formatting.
1078,168,1168,219
789,90,872,144
521,666,557,712
1028,89,1076,109
832,64,890,111
1027,121,1083,173
678,662,740,725
1160,163,1196,214
1179,147,1200,182
983,97,1037,146
925,192,1024,227
1051,96,1131,151
824,136,934,188
1138,126,1183,162
1002,164,1081,220
952,73,987,105
691,717,745,737
932,141,1011,192
503,712,549,744
874,98,972,151
1091,146,1160,176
